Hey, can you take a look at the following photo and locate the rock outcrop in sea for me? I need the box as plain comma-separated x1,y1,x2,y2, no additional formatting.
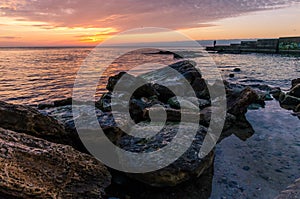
0,60,274,198
278,78,300,119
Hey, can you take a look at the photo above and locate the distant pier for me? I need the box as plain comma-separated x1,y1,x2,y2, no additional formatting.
206,36,300,55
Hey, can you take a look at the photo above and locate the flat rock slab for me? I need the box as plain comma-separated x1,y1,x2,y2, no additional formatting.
0,101,86,152
0,128,111,199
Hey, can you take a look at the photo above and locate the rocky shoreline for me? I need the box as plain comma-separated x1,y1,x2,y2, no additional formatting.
0,60,299,198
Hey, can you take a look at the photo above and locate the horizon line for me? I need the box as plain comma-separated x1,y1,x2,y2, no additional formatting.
1,36,299,48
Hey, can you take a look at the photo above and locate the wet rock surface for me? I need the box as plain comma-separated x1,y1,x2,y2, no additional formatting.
0,127,111,199
48,60,263,195
278,78,300,119
0,101,85,152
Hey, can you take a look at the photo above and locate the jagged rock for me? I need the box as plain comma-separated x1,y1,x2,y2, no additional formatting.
291,78,300,89
167,96,199,110
279,94,300,110
227,87,260,116
270,88,282,100
0,101,88,153
0,128,111,199
143,50,184,59
118,124,214,187
41,60,258,188
129,98,165,123
287,84,300,98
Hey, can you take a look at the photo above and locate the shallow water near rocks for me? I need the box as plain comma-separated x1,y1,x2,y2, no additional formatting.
211,100,300,199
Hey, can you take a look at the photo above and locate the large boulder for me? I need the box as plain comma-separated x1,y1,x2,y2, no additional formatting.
0,128,111,199
227,87,260,117
279,79,300,114
118,123,214,187
0,101,85,152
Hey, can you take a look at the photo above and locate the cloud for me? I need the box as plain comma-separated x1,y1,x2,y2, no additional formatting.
0,0,299,31
0,36,21,39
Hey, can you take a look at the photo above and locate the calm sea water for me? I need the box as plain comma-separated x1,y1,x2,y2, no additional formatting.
0,47,299,198
0,47,299,104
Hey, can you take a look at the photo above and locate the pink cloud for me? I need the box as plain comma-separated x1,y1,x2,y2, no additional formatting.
0,0,299,31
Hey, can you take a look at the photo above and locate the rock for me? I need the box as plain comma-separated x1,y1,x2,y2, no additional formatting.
53,97,73,107
118,124,214,187
0,127,111,199
291,78,300,89
96,92,130,112
143,50,184,59
41,60,258,189
295,104,300,112
0,101,79,148
233,68,241,72
275,178,300,199
279,94,300,110
106,72,150,95
97,92,114,112
129,98,164,123
287,84,300,98
227,87,259,116
167,96,210,110
105,165,213,199
229,74,235,78
167,96,199,110
270,88,282,100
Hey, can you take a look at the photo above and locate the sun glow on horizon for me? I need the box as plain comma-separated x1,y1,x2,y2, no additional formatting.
0,1,300,46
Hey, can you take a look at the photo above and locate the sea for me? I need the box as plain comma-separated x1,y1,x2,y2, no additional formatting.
0,47,299,198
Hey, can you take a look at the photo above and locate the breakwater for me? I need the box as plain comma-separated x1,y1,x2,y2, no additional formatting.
206,36,300,54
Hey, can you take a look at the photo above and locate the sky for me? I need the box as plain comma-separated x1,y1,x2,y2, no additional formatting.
0,0,300,46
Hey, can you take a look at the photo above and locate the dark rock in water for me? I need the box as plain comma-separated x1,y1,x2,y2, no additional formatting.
229,74,235,78
291,78,300,89
167,96,199,110
105,165,214,199
270,87,282,100
53,97,73,107
129,98,164,123
233,68,241,72
143,50,184,59
227,87,260,116
279,94,300,109
0,127,111,199
118,124,214,187
278,79,300,119
96,92,131,112
275,178,300,199
106,72,149,93
191,78,210,99
287,84,300,98
97,92,114,112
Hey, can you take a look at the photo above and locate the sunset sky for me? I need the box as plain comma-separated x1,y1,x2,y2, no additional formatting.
0,0,300,46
